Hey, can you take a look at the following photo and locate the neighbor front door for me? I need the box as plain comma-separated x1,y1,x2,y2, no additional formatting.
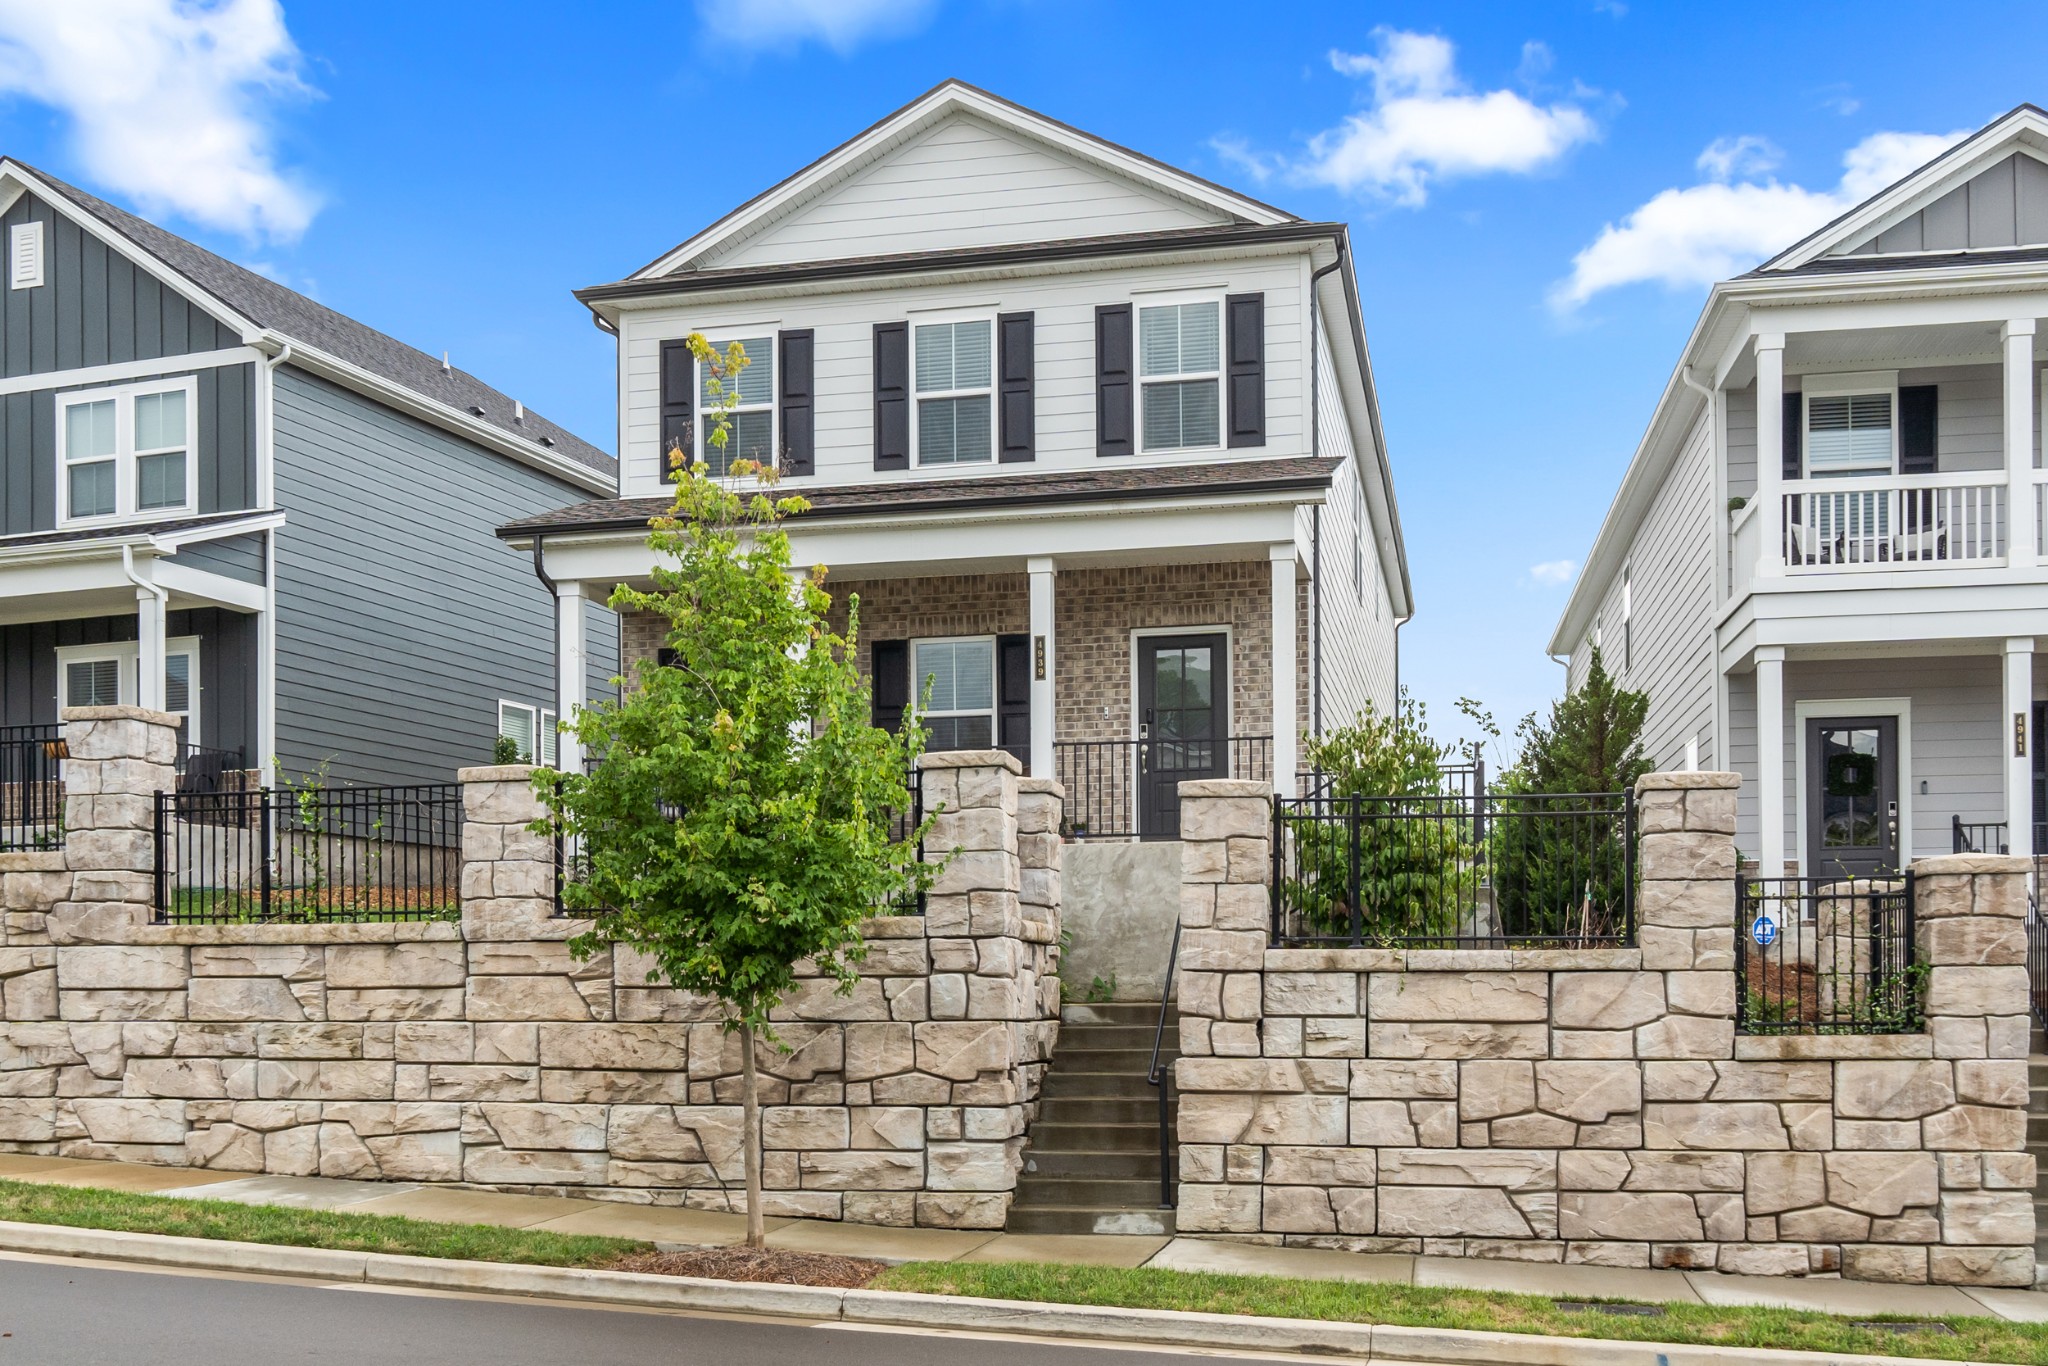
1805,716,1900,879
1137,634,1227,839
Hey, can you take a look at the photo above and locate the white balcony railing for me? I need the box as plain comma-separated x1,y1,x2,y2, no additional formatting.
1780,474,2005,571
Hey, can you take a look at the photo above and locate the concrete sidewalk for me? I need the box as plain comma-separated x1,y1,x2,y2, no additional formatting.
4,1151,2046,1326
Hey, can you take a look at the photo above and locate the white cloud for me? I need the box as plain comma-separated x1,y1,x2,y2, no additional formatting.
1527,559,1577,587
1552,128,1968,310
0,0,318,241
695,0,940,53
1219,29,1597,208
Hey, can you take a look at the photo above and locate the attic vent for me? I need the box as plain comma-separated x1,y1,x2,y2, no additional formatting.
9,221,43,290
540,437,556,448
468,405,487,417
513,400,525,423
441,351,451,373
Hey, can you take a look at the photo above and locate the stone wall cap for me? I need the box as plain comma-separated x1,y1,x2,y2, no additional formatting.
1912,853,2031,875
457,765,542,783
1016,777,1066,799
1635,771,1741,792
60,705,180,726
1180,779,1271,799
915,750,1022,774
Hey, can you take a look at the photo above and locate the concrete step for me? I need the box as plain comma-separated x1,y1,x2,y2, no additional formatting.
1025,1120,1175,1154
1034,1095,1172,1126
1050,1046,1177,1073
1023,1148,1168,1180
1052,1025,1175,1051
1042,1071,1174,1100
1004,1203,1177,1236
1012,1176,1170,1208
1061,1002,1177,1027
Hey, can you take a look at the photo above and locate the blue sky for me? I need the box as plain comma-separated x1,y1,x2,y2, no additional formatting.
2,1,2042,756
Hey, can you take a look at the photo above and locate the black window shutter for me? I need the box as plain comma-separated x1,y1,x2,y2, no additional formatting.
996,633,1031,772
1782,391,1803,481
1225,292,1266,448
1095,304,1134,457
998,311,1035,463
873,323,909,470
1899,384,1938,475
659,339,694,482
870,640,909,732
778,329,814,476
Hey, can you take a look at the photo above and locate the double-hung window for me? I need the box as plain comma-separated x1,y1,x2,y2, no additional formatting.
58,379,195,525
498,700,558,766
1138,299,1221,452
913,637,995,751
57,638,200,743
1805,391,1894,477
697,337,774,477
913,318,993,466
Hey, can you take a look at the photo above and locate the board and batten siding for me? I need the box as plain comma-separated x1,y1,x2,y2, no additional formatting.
270,368,615,788
1303,317,1394,728
0,608,256,758
701,113,1232,272
1728,654,2005,869
618,252,1308,496
1569,408,1718,774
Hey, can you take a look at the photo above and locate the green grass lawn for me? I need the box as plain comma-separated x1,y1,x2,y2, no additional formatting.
874,1260,2048,1365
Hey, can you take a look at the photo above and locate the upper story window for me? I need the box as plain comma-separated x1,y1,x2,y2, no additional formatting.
1805,392,1893,476
58,379,195,526
914,318,993,466
914,636,995,750
1139,299,1221,453
697,337,774,477
9,222,43,290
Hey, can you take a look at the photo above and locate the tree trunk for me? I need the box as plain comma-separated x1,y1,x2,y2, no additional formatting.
739,1022,764,1249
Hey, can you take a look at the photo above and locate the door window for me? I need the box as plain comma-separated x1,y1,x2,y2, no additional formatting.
1818,726,1882,850
1148,643,1216,771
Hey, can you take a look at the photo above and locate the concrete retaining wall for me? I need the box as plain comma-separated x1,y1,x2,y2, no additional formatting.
1171,772,2037,1286
1061,841,1181,1001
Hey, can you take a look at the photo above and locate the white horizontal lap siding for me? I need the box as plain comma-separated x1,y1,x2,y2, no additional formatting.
1306,320,1393,726
704,116,1231,271
1905,362,2002,472
1726,386,1757,500
620,253,1310,496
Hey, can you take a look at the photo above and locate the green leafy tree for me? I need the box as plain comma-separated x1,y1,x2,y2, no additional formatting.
536,336,934,1247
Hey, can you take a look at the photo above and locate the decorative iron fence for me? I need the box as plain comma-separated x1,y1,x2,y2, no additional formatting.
1951,817,2009,854
0,724,65,852
1735,875,1920,1034
155,783,462,924
2030,856,2048,1029
1270,788,1635,948
1054,735,1272,840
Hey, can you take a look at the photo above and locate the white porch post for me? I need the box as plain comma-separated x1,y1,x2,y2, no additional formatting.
1755,335,1786,579
136,587,166,713
1270,543,1298,798
2005,637,2034,860
555,583,586,774
2004,318,2037,568
1756,646,1787,877
1027,556,1055,781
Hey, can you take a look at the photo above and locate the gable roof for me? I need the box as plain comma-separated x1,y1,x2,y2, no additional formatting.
621,78,1297,283
2,160,614,488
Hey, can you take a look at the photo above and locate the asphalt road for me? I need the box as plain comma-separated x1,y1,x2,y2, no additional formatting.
0,1255,1310,1365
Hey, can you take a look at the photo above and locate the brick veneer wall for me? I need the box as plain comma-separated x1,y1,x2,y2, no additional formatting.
0,716,1061,1231
1172,773,2037,1286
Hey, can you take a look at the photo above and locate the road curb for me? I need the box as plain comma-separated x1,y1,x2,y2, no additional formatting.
0,1220,1979,1366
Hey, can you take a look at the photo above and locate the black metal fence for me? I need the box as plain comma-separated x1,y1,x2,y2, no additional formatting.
1951,817,2009,854
1735,875,1920,1034
1054,735,1272,840
0,724,65,852
156,783,462,924
1270,787,1635,947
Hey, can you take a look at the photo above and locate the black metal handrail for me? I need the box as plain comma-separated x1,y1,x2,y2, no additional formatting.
1145,918,1181,1210
1736,874,1919,1034
1054,735,1273,840
1952,816,2009,855
0,724,65,852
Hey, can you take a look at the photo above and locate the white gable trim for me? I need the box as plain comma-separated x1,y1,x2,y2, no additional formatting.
1764,106,2048,272
633,80,1293,280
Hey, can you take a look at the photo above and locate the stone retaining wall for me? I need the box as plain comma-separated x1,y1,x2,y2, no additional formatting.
0,710,1060,1230
1171,772,2037,1286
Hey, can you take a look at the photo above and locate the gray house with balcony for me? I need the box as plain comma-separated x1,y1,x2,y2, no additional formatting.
0,160,617,793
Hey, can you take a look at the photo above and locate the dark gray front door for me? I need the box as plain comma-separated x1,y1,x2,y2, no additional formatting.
1137,634,1226,839
1805,716,1899,879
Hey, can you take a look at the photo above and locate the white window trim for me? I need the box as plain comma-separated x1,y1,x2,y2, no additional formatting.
693,332,777,475
56,375,199,528
910,311,998,469
9,221,43,290
1136,292,1226,456
497,699,557,765
910,634,998,750
1798,369,1899,479
56,636,201,744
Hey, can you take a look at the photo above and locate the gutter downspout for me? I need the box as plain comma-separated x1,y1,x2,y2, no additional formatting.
1678,365,1718,774
1307,240,1345,738
121,544,171,713
258,342,292,786
532,534,560,754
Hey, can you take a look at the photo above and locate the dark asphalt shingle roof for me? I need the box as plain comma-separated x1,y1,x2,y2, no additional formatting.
16,162,614,479
0,510,265,551
498,456,1344,538
1743,244,2048,279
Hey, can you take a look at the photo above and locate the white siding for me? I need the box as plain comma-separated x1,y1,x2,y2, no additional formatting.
1907,362,2003,472
618,252,1310,496
703,114,1231,271
1305,318,1393,725
1729,654,2006,868
1568,409,1717,773
1726,384,1756,500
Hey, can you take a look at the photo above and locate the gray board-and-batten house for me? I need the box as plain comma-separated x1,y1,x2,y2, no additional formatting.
0,160,618,788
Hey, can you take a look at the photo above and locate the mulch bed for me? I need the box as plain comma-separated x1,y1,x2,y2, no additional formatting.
609,1246,885,1288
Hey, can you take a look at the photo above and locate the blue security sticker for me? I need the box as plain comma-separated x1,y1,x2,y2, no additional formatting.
1750,914,1778,948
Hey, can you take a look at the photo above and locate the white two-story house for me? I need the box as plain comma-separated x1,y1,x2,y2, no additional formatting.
1555,104,2048,880
501,80,1410,851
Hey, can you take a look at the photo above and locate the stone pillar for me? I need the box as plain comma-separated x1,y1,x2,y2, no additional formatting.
49,706,180,942
1912,852,2035,1287
1015,776,1065,1131
458,765,558,942
1633,771,1739,1060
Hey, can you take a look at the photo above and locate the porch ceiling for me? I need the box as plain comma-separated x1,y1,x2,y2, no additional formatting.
1784,319,2038,371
